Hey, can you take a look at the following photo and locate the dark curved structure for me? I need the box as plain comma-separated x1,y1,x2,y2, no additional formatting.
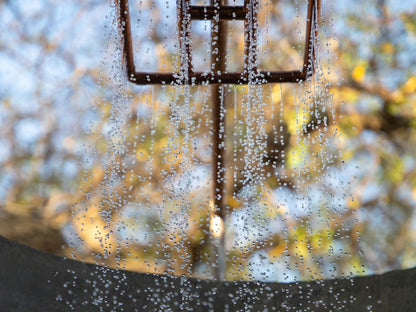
0,235,415,312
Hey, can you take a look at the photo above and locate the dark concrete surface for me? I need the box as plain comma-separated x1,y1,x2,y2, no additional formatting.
0,235,415,311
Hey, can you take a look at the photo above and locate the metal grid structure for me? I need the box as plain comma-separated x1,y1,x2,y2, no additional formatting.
118,0,320,85
116,0,321,280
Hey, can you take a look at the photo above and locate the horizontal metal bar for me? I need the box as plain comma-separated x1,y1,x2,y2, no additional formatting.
128,70,306,85
189,6,246,20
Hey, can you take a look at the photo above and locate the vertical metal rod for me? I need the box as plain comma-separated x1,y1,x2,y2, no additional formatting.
302,0,320,76
178,0,193,82
119,0,136,78
211,0,227,280
244,0,259,79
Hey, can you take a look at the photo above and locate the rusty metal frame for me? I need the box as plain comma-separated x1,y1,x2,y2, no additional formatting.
118,0,321,85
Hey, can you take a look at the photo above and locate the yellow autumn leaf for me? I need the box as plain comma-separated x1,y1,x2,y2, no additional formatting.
227,196,241,209
124,170,137,185
82,166,104,186
382,42,394,54
73,204,116,252
294,241,309,258
347,197,360,210
268,244,286,259
402,77,416,94
352,64,366,82
271,84,282,103
287,141,307,169
156,136,168,150
136,148,149,161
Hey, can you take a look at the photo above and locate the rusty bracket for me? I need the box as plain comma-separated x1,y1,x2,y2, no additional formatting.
117,0,320,85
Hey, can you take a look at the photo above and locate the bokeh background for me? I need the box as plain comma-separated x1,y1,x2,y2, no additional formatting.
0,0,415,281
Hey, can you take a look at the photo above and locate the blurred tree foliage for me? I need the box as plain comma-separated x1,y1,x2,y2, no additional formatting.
0,0,415,281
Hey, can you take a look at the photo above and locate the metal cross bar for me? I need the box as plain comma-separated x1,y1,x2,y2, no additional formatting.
117,0,321,85
189,5,246,20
